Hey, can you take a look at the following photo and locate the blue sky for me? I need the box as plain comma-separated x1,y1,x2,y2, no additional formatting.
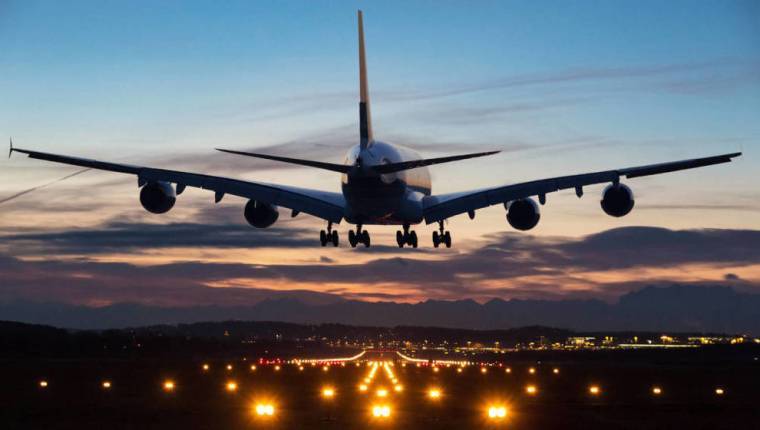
0,1,759,305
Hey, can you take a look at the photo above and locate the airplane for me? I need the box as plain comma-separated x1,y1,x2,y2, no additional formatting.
9,11,742,249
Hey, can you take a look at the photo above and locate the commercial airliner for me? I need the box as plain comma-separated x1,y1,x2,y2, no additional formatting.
9,11,741,248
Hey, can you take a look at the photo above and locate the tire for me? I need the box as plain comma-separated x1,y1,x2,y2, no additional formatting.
348,230,357,248
396,231,404,248
331,230,339,247
410,231,418,248
432,231,440,248
362,231,371,247
320,230,327,247
444,231,452,248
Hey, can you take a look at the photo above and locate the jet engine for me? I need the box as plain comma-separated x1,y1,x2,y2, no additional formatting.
139,181,176,214
506,198,541,231
601,183,635,217
244,200,279,228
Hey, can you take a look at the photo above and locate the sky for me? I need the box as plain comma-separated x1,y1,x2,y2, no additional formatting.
1,1,759,308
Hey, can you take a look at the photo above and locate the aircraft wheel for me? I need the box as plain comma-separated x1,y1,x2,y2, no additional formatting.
396,231,404,248
348,230,357,248
362,230,371,247
444,231,452,248
410,231,418,248
331,230,339,247
432,231,440,248
320,230,328,247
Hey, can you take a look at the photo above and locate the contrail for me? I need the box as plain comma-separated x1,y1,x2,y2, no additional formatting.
0,168,91,205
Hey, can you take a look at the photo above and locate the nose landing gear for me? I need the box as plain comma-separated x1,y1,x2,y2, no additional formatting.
396,223,418,248
348,224,371,248
319,222,339,247
432,221,451,248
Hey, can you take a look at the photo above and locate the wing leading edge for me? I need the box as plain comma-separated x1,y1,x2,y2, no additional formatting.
422,152,742,224
10,147,346,223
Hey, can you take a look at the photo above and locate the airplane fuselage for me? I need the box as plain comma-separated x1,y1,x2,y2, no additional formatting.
341,141,430,225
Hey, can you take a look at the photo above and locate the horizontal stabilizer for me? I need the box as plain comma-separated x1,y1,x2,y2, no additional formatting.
374,150,500,174
216,148,351,173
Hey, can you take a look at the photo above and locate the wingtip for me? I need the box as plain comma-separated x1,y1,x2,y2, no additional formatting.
8,137,13,159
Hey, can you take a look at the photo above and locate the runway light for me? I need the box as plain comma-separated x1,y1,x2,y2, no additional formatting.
376,388,388,397
163,380,175,392
359,384,368,392
102,381,112,389
226,364,233,371
202,364,210,371
250,365,257,371
505,367,512,374
481,367,488,374
652,386,662,395
525,385,538,395
433,367,439,373
428,388,441,399
394,385,403,392
226,381,238,392
372,404,391,418
274,365,281,371
323,365,329,372
39,380,48,388
715,388,725,396
255,403,275,416
322,387,335,398
487,405,508,419
457,367,463,373
298,366,304,371
553,368,560,374
589,385,601,395
529,367,536,374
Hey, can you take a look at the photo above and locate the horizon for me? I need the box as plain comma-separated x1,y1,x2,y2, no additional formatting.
1,1,760,326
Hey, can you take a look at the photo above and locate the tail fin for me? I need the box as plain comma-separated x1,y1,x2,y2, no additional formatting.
358,10,373,149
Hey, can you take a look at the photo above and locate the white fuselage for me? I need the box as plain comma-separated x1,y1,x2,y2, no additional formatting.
341,141,431,225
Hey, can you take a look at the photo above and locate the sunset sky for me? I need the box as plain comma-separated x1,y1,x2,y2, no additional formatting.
1,1,759,307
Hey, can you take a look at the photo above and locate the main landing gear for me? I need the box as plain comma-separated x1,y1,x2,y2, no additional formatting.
432,221,452,248
396,223,418,248
319,222,339,247
348,224,371,248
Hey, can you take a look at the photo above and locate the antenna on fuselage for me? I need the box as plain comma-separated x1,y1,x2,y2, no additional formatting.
358,10,373,150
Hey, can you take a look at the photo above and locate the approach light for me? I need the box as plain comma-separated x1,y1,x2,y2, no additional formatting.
487,405,507,419
298,366,304,371
102,381,112,389
481,367,488,374
433,367,439,373
359,384,368,392
274,365,281,371
372,404,391,418
715,388,725,395
589,385,601,395
376,388,388,397
226,381,238,392
226,364,233,371
652,386,662,395
323,365,329,372
39,380,48,388
322,387,335,398
505,367,512,374
457,367,463,373
428,388,442,399
250,365,257,371
254,403,275,416
526,385,538,395
163,380,175,392
394,385,403,392
529,367,536,374
202,364,210,371
553,368,559,374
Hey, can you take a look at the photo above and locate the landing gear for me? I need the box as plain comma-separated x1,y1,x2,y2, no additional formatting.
432,221,451,248
396,223,418,248
320,222,339,247
348,224,371,248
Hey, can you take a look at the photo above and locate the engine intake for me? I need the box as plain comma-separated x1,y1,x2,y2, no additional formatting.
244,200,279,228
139,181,176,214
506,198,540,231
601,183,635,217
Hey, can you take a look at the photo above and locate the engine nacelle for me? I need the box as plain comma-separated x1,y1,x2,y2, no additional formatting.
601,183,635,217
506,198,540,231
244,200,279,228
139,181,176,214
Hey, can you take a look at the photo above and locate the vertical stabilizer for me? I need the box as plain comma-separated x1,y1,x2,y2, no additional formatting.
358,10,373,149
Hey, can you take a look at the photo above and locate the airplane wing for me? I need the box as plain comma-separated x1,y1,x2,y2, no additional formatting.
422,152,742,224
10,147,346,223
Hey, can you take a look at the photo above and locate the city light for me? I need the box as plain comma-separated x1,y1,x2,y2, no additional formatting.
487,405,508,419
652,386,662,395
163,380,175,392
428,388,442,399
226,381,237,392
102,381,112,389
589,385,601,395
526,384,538,395
322,387,335,398
254,403,275,417
372,404,391,418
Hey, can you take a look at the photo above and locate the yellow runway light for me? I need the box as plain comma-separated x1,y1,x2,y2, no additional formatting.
372,404,391,418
